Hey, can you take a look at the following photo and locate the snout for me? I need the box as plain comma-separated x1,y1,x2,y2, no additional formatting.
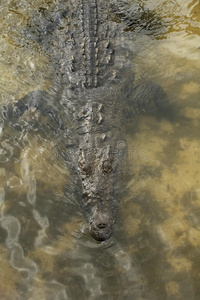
89,219,113,241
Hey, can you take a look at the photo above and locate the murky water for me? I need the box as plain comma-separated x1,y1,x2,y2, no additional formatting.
0,0,200,299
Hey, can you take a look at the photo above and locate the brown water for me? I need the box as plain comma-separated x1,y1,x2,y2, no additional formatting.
0,0,200,299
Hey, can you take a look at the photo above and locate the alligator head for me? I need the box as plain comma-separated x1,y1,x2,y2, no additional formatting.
78,144,120,241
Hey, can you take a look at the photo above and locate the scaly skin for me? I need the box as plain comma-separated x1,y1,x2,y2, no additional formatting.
0,0,168,241
76,101,123,241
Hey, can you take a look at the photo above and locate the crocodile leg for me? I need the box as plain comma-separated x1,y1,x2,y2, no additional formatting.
122,80,169,119
0,90,69,164
1,90,67,133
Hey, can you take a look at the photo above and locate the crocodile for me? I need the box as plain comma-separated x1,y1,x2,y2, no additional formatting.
1,0,168,241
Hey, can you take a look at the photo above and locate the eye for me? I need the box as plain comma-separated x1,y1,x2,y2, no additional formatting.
82,164,91,175
102,159,112,173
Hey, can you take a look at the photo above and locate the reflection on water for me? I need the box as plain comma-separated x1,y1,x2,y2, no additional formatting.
0,0,200,299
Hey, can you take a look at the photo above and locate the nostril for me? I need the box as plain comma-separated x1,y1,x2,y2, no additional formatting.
97,223,107,229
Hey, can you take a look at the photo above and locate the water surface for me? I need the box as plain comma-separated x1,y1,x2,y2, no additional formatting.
0,0,200,299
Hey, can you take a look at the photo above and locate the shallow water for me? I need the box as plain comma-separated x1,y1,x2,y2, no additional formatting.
0,0,200,299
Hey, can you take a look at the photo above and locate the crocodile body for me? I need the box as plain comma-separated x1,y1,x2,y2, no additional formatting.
1,0,167,241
